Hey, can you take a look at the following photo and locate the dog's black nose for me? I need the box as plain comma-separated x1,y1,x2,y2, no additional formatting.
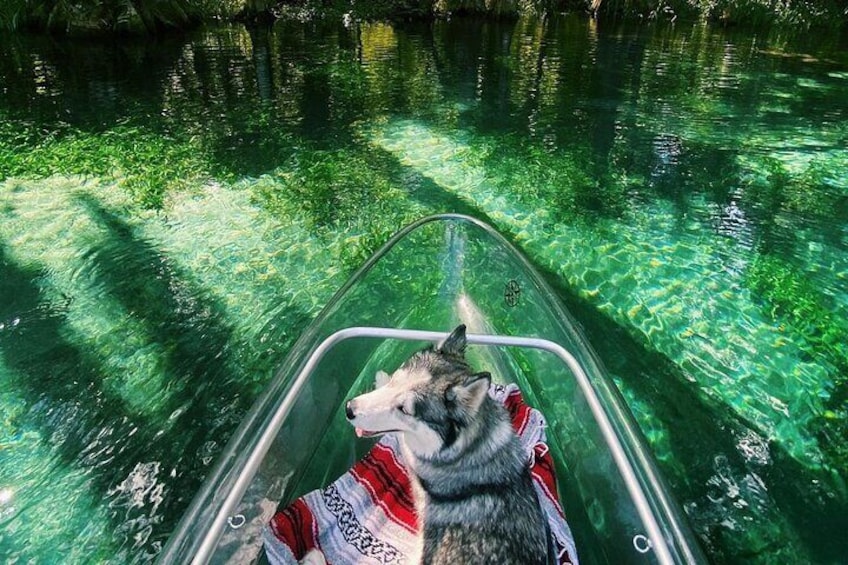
345,400,355,420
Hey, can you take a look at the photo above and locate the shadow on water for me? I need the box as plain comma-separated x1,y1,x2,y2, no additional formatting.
72,192,312,485
0,244,136,441
0,194,314,556
0,242,163,551
538,268,848,563
74,193,243,416
377,146,500,223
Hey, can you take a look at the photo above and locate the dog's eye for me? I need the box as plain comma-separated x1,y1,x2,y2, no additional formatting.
397,401,414,416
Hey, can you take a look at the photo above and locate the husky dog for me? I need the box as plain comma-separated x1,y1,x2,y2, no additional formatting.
346,325,551,564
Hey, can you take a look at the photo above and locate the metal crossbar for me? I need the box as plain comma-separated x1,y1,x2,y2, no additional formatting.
193,327,674,565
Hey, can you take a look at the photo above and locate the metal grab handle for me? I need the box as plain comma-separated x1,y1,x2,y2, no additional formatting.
193,327,674,565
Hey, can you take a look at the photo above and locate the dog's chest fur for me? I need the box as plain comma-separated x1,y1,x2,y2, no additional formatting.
402,397,549,565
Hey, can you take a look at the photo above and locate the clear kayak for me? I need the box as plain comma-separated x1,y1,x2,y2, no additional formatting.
159,214,706,564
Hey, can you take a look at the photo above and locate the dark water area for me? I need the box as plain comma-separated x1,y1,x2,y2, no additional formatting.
1,15,847,563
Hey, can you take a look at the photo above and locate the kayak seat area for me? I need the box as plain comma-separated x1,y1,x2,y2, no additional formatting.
263,383,579,564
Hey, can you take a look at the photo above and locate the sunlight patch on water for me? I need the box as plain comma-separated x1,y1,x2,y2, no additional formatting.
107,460,166,560
369,119,831,471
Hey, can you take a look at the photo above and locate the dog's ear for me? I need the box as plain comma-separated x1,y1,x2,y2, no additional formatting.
446,371,490,411
375,370,390,388
438,324,467,357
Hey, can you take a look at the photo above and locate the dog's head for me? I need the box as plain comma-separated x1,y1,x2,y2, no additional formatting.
345,325,491,458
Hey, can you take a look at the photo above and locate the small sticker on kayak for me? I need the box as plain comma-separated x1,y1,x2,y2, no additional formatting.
504,279,521,307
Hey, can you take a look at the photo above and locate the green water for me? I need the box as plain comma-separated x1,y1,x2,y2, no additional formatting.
1,15,846,563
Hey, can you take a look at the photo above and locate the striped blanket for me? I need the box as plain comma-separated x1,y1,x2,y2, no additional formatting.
263,384,579,564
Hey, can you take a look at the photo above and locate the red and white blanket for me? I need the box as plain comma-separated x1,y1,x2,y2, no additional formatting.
264,384,579,564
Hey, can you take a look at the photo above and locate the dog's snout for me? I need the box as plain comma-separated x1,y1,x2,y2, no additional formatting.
345,400,355,420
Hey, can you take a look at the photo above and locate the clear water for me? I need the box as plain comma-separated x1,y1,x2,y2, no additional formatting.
1,15,846,563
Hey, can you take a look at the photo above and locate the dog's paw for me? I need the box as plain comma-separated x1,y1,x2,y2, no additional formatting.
375,370,390,388
299,548,327,565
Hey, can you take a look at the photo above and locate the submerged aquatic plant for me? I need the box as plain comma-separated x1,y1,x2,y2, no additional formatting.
482,134,628,220
249,145,426,268
744,154,846,223
0,117,210,209
745,254,848,473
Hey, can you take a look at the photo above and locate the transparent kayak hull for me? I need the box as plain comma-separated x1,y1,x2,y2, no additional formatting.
159,214,706,564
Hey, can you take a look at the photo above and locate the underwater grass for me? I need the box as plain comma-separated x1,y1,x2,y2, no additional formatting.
0,104,423,269
745,253,848,471
1,17,846,562
0,145,428,561
0,117,210,209
482,121,637,222
250,143,429,270
743,154,847,223
473,133,628,221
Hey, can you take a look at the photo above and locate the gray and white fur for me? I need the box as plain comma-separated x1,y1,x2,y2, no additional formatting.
346,325,552,564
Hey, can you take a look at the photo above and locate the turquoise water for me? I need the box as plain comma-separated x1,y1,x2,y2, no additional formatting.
1,16,847,563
